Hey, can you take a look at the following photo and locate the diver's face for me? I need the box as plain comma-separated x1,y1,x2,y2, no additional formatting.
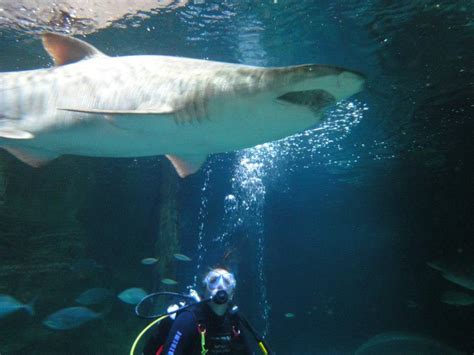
204,269,236,299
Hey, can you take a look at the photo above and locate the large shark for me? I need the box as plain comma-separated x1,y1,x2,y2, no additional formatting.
0,33,365,177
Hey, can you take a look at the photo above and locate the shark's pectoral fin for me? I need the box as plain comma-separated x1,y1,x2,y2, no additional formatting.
166,154,208,178
1,147,59,167
42,33,107,66
0,127,34,139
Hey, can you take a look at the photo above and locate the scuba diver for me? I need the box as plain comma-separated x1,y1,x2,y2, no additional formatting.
137,267,272,355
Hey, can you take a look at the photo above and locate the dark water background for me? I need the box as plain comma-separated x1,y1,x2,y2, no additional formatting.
0,1,472,354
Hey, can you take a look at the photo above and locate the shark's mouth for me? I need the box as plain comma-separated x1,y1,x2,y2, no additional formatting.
277,89,336,113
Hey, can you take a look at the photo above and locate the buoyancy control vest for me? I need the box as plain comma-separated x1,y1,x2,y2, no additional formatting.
142,302,248,355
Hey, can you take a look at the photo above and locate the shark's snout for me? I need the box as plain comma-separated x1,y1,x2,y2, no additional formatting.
333,71,366,101
340,70,366,91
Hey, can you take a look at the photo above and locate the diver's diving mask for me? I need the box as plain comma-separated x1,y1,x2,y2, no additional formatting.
204,269,236,299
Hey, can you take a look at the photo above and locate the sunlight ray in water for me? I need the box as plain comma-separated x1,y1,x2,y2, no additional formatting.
224,98,367,337
191,97,368,336
264,100,369,174
190,10,369,333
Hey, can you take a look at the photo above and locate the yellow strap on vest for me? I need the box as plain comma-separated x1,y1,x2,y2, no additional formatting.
129,315,169,355
258,341,269,354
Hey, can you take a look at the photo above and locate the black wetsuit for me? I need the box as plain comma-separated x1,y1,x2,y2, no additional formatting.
161,303,251,354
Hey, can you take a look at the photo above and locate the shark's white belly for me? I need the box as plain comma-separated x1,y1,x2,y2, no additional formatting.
19,95,318,158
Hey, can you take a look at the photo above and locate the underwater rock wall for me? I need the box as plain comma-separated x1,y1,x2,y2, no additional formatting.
153,161,180,291
0,154,94,352
0,153,181,353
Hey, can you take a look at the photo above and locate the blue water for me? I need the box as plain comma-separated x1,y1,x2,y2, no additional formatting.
0,1,472,354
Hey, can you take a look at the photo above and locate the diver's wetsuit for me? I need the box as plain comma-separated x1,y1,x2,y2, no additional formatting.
161,303,251,354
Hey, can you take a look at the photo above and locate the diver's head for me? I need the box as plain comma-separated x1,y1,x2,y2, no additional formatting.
203,268,236,302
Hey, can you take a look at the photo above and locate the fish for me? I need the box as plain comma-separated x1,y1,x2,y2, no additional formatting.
161,278,178,285
441,272,474,291
355,332,464,355
117,287,147,304
141,257,159,265
441,290,474,306
0,294,35,318
427,259,474,291
173,253,192,262
42,306,101,330
426,261,447,272
75,288,112,305
0,33,365,178
284,312,295,318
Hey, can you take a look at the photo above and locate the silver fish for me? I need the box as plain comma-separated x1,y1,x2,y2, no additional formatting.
427,259,474,291
441,272,474,291
161,278,178,285
0,33,365,177
75,288,112,305
42,306,101,330
141,257,159,265
0,294,35,318
173,253,192,262
355,332,464,355
441,290,474,306
117,287,147,304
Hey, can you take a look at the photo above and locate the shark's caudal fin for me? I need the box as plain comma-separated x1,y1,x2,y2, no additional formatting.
42,32,107,66
166,154,208,178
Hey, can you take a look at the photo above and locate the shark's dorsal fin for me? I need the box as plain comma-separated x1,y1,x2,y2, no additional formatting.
42,33,106,66
166,154,208,178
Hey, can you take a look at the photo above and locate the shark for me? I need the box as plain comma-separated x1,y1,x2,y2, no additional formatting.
0,33,365,177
